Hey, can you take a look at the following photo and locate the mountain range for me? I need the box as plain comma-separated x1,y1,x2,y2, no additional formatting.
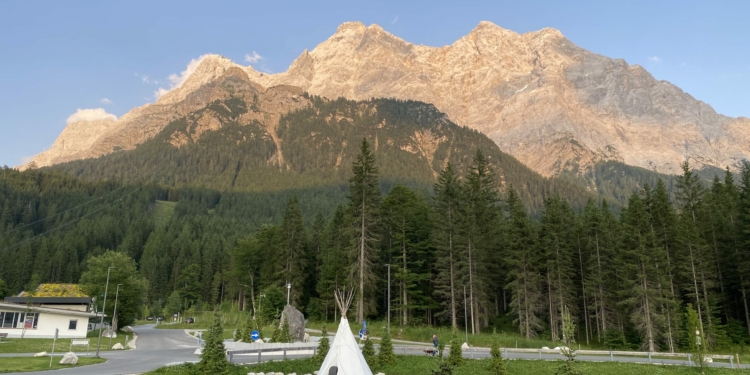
25,21,749,181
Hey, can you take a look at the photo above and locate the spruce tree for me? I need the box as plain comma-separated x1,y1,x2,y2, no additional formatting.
348,138,381,323
539,195,577,341
378,329,396,365
432,163,463,330
446,334,464,367
460,149,500,333
504,185,543,339
198,311,230,374
241,313,253,342
488,338,508,375
317,205,349,321
675,162,715,346
362,335,378,369
279,195,307,305
381,184,431,325
737,162,750,334
280,315,292,343
315,324,330,365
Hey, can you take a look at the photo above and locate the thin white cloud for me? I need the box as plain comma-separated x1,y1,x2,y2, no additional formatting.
392,16,399,24
66,108,117,124
245,51,263,64
100,98,113,105
154,54,212,99
648,56,662,63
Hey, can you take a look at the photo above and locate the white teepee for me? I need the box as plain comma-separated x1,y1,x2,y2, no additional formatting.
318,289,373,375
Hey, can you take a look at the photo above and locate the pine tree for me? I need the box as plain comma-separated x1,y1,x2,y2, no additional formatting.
381,184,431,325
432,163,463,330
317,205,349,321
619,192,668,352
241,313,253,342
279,315,292,343
378,330,396,365
315,324,330,365
460,149,500,333
362,335,378,369
279,195,307,305
539,195,577,342
738,163,750,334
504,185,543,339
446,334,464,367
675,162,716,347
198,310,230,374
555,305,583,375
348,138,381,323
488,338,508,375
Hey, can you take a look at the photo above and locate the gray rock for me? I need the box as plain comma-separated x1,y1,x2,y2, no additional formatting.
34,351,47,357
279,305,305,342
111,343,124,350
59,352,78,365
103,329,117,338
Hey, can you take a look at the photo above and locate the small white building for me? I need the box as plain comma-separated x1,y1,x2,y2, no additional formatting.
0,302,98,338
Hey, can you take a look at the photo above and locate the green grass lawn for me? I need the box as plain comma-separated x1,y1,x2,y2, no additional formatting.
0,330,130,354
144,356,750,374
0,356,106,373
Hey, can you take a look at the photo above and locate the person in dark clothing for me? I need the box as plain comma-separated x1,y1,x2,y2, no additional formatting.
432,334,439,356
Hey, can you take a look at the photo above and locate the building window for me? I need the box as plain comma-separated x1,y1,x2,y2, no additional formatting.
68,320,78,330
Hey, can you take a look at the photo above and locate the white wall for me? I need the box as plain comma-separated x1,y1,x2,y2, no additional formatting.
0,313,90,339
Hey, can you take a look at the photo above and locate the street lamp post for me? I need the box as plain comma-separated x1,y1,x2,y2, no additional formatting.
109,284,123,349
286,282,291,306
386,264,391,335
95,266,116,358
463,285,468,345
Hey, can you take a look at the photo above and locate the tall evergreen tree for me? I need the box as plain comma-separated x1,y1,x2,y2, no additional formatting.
737,163,750,334
460,149,500,333
504,185,543,339
348,138,381,323
381,184,432,325
198,310,230,374
674,162,716,346
539,195,577,341
432,163,463,330
317,205,349,321
279,195,307,306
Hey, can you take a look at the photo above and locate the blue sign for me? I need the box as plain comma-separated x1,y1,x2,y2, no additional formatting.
359,329,364,339
251,330,260,341
363,320,367,329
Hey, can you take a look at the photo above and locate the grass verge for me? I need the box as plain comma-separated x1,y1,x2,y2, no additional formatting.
0,356,106,373
144,356,750,374
0,330,130,354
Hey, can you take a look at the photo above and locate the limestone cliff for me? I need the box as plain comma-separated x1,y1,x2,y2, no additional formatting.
25,22,749,176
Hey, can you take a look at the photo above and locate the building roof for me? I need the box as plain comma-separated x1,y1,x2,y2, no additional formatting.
4,297,91,305
0,302,99,318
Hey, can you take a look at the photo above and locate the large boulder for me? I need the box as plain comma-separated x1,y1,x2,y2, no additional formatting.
279,305,305,342
34,352,47,357
112,343,124,350
59,352,78,365
103,329,117,338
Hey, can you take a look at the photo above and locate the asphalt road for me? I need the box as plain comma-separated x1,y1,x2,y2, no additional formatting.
3,326,747,373
3,324,200,375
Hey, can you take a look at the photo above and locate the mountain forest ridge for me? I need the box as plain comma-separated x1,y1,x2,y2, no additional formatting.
25,21,750,178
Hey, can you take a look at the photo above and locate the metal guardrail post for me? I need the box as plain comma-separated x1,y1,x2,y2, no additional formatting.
610,351,613,361
258,350,261,363
229,352,233,363
729,355,734,368
503,348,507,359
283,348,287,360
471,346,474,359
648,352,652,363
687,353,692,366
539,349,542,359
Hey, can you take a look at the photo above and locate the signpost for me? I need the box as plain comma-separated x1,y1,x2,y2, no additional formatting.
251,330,260,341
359,329,364,339
49,328,58,367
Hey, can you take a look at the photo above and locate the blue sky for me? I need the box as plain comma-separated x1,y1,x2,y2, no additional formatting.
1,0,748,167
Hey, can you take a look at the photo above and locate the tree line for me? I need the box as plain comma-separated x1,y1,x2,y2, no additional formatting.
231,139,750,352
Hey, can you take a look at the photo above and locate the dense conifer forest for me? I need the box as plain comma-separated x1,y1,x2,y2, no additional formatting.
2,96,749,351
